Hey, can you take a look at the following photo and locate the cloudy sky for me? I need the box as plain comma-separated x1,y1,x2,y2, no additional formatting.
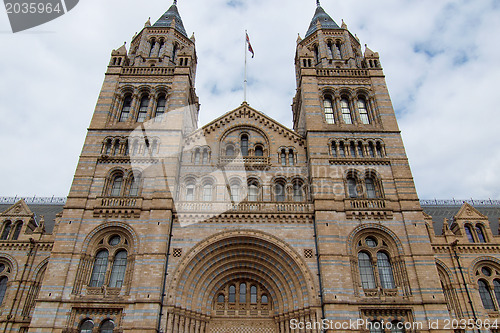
0,0,499,200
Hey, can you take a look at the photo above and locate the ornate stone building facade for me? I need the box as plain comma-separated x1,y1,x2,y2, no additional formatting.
1,2,500,332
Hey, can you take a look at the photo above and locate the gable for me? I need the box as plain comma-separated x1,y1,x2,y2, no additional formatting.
454,202,488,221
0,199,33,218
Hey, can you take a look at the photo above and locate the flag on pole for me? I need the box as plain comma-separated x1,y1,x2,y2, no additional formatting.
246,33,255,58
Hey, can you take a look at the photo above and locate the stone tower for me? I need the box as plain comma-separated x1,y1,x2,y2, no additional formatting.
28,2,199,332
292,2,450,331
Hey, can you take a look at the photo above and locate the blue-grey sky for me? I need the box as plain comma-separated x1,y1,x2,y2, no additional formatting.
0,0,499,199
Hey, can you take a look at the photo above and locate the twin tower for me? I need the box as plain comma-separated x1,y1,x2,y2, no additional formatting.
21,2,459,332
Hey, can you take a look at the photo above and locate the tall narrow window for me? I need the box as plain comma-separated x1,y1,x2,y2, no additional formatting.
377,252,395,289
229,285,236,303
289,150,295,165
350,142,356,157
357,142,364,157
79,320,94,333
358,98,370,124
324,97,335,124
89,250,109,287
339,142,345,157
230,183,240,202
476,225,486,243
250,285,257,303
241,135,249,156
194,149,201,164
331,142,337,157
293,182,304,202
478,280,495,310
11,222,22,240
1,222,11,240
368,142,375,157
248,182,259,201
109,250,127,288
464,226,475,243
281,149,287,166
0,276,7,305
202,149,209,164
341,98,352,124
314,45,319,64
155,95,166,121
105,140,112,155
137,96,149,122
172,43,178,64
275,183,286,202
110,175,123,197
376,142,383,157
119,95,132,122
149,39,156,57
203,184,212,201
494,280,500,308
365,178,377,199
129,176,140,197
239,283,246,303
100,320,115,333
186,183,195,201
112,141,119,156
358,252,376,289
347,177,358,198
255,146,263,157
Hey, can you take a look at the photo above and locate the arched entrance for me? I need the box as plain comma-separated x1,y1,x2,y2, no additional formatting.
165,230,321,333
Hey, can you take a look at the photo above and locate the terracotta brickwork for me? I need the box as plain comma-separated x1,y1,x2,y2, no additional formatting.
0,3,499,333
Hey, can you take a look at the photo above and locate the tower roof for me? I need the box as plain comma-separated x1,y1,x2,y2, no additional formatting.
305,5,340,38
153,2,188,37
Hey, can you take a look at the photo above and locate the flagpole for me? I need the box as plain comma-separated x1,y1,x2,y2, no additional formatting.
244,29,247,103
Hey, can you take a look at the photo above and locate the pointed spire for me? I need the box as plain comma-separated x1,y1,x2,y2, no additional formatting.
153,1,188,37
305,4,340,37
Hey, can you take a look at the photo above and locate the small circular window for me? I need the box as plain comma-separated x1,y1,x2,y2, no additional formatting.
482,267,492,277
365,237,377,248
109,235,121,246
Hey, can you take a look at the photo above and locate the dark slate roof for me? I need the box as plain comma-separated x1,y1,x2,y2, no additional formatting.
153,4,188,37
422,205,500,236
305,6,340,38
0,203,63,234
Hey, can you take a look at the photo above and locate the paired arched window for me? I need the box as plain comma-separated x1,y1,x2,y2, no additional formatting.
79,319,114,333
89,235,129,289
193,147,211,165
106,171,142,197
119,95,132,122
475,264,500,311
345,172,382,199
279,148,295,166
464,223,488,243
356,235,396,291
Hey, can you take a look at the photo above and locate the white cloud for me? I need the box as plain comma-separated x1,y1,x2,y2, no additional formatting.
0,0,499,199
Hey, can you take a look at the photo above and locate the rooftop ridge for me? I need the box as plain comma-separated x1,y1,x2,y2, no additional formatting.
0,196,67,205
